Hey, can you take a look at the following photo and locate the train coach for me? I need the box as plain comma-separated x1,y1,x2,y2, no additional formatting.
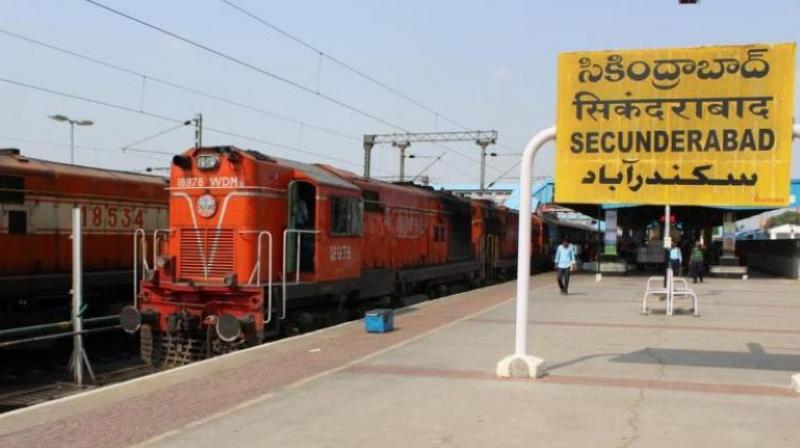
122,145,596,365
0,149,168,335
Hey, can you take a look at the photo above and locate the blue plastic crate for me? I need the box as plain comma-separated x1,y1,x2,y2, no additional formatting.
364,309,394,333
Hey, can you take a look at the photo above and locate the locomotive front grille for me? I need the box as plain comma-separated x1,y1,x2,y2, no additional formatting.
180,228,235,279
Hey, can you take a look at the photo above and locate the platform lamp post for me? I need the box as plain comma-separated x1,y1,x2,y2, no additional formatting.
496,125,556,379
49,114,94,165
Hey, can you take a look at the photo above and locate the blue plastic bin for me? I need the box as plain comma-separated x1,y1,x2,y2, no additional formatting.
364,309,394,333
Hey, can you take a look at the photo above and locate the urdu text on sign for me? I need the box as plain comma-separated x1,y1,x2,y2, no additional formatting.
555,43,796,207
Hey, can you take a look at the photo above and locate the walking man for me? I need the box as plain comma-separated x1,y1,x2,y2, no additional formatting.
690,242,705,283
554,238,576,295
669,241,682,276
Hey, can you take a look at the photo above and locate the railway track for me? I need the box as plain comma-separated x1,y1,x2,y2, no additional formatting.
0,364,157,412
0,333,149,413
0,285,486,414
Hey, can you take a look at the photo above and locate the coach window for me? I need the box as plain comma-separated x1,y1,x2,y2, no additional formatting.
8,210,27,235
330,196,363,236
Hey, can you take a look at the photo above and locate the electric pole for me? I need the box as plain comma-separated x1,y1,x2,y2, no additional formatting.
193,113,203,149
362,130,498,184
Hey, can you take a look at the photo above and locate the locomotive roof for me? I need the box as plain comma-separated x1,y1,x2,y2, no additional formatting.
0,148,167,185
273,156,359,191
319,163,467,202
228,147,359,191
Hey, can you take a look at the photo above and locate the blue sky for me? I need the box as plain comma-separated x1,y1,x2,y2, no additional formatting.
1,0,799,182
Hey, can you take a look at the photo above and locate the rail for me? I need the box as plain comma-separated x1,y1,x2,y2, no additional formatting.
281,229,319,320
241,230,274,325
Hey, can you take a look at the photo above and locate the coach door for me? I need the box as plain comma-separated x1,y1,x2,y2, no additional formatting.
286,180,316,276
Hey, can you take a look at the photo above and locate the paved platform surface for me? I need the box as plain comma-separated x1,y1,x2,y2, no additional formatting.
1,273,798,448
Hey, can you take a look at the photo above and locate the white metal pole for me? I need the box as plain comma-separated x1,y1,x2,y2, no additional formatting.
512,126,556,357
71,207,83,387
497,126,555,378
792,123,800,392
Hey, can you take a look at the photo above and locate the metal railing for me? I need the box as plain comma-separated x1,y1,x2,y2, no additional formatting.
242,230,274,324
152,228,172,270
133,228,148,308
281,229,319,320
0,316,121,348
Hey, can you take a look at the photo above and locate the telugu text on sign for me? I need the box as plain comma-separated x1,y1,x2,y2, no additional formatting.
555,43,796,207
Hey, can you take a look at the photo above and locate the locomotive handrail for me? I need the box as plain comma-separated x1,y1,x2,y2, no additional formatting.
281,229,319,320
241,230,274,325
152,228,173,270
133,228,148,308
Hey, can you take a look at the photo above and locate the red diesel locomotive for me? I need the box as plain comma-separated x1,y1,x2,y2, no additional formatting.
0,149,168,334
122,146,585,364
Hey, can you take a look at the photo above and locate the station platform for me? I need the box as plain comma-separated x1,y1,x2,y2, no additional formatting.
1,273,798,448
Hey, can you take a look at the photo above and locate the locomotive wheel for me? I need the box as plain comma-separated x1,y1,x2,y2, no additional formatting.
282,318,303,337
244,330,263,348
140,324,164,367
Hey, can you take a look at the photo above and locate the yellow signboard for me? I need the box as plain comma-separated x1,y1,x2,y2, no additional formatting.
555,43,796,207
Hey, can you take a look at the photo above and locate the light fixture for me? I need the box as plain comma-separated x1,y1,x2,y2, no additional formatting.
197,194,217,218
48,113,94,164
196,153,220,170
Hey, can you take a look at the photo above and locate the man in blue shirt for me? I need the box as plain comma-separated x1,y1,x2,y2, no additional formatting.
554,238,576,295
668,241,683,276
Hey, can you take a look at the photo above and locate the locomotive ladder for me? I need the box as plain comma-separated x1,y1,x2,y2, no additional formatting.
242,230,274,325
281,229,320,320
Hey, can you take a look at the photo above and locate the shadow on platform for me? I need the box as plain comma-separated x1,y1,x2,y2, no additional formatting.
609,343,800,372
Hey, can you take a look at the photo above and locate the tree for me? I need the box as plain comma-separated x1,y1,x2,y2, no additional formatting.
765,210,800,229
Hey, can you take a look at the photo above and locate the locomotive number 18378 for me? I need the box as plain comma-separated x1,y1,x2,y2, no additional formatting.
329,245,352,262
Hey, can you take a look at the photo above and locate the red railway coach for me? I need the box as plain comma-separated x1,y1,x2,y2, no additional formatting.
0,149,168,332
470,201,518,282
124,146,491,363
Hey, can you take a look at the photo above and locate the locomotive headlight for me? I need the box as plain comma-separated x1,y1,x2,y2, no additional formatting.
197,194,217,218
196,153,219,170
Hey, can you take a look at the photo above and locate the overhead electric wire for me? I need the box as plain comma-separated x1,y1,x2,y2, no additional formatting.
410,153,444,182
0,135,170,162
0,76,178,122
218,0,473,131
121,122,191,150
0,76,386,172
216,0,502,176
202,126,364,168
81,0,499,179
84,0,406,132
0,27,358,143
486,161,521,188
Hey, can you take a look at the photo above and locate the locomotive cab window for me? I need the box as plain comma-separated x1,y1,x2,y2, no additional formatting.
8,210,27,235
362,190,384,213
330,196,363,236
0,175,24,204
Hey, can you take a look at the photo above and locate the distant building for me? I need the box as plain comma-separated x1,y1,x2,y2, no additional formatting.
767,224,800,240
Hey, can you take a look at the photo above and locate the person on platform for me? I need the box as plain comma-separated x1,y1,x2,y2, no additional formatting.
690,242,705,283
669,241,683,276
554,238,576,295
